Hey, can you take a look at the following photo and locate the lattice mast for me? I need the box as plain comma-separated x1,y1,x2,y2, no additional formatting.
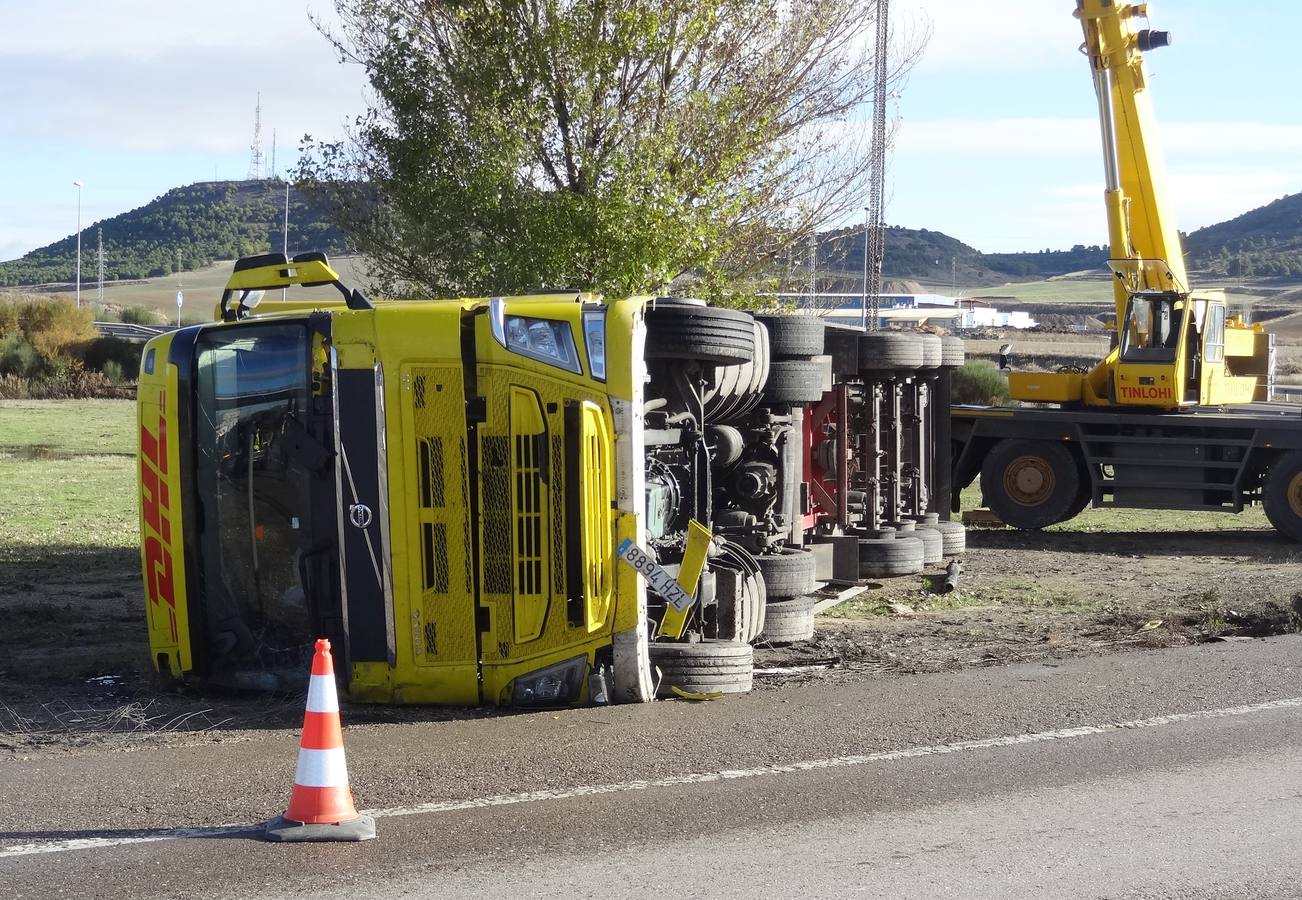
864,0,890,331
246,92,266,181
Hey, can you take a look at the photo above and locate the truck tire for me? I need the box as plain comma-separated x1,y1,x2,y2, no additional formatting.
646,302,755,365
649,640,753,697
858,535,924,577
756,314,825,358
1262,450,1302,542
934,520,966,555
859,332,924,371
940,336,966,367
763,359,826,405
981,439,1082,530
758,598,816,644
918,333,943,369
754,548,817,599
913,526,944,564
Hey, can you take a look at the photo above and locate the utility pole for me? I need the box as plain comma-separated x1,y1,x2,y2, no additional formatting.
282,181,290,300
246,92,265,181
176,249,184,327
271,128,277,180
96,227,104,305
73,180,83,306
807,233,817,306
951,256,957,297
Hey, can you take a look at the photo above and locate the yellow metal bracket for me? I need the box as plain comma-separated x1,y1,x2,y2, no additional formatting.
658,519,712,640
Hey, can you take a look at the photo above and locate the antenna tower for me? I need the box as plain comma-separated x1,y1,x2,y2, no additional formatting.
246,92,266,181
96,227,104,304
864,0,890,331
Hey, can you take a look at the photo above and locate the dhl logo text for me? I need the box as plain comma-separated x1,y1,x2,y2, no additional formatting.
141,394,178,642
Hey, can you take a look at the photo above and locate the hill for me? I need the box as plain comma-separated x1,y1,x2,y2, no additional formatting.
0,180,349,287
1184,192,1302,277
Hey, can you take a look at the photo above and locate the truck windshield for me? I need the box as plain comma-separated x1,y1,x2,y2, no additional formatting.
194,324,315,673
1120,293,1186,363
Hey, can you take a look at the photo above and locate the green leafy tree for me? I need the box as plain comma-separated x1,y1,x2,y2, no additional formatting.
299,0,927,299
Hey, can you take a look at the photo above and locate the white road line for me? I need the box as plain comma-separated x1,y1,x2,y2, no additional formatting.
5,695,1302,860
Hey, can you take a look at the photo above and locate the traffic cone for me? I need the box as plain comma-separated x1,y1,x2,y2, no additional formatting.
264,638,376,842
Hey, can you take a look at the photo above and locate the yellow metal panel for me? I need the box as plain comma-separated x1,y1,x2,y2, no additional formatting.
223,258,341,291
402,365,480,687
137,333,193,676
1008,371,1084,403
578,401,615,631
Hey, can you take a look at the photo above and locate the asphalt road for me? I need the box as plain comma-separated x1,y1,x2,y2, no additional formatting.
6,637,1302,899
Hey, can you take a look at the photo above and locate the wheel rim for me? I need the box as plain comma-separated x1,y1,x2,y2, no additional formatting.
1288,471,1302,518
1004,455,1056,507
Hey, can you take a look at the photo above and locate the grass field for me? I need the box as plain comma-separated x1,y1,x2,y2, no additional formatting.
25,255,372,317
0,400,142,684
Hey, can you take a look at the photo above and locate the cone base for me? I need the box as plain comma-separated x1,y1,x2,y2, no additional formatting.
262,814,377,843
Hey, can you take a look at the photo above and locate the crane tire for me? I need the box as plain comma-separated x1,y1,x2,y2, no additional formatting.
1262,450,1302,542
980,439,1082,530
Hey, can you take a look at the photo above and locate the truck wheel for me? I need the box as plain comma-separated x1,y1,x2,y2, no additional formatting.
913,526,944,564
1262,450,1302,542
756,314,825,358
758,598,816,644
763,359,826,405
934,520,966,555
981,439,1082,530
646,302,755,365
649,640,753,697
940,336,966,368
754,548,817,599
917,334,942,369
858,535,924,577
859,333,923,371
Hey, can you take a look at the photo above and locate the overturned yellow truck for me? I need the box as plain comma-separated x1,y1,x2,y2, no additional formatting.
139,252,963,706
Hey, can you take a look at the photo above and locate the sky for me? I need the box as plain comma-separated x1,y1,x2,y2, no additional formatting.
1,0,1300,263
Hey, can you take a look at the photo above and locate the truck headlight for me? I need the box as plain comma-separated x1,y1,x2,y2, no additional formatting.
583,310,606,380
510,655,588,706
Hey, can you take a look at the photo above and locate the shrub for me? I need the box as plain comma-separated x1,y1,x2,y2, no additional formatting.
952,359,1010,406
102,360,125,384
0,334,41,377
120,305,161,325
83,336,143,377
16,298,96,361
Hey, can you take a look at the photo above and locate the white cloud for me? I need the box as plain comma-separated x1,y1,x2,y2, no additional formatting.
895,0,1078,73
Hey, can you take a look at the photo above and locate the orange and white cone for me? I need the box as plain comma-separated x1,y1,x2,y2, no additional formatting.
264,638,376,842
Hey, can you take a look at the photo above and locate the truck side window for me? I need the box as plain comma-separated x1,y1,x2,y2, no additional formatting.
1205,305,1226,364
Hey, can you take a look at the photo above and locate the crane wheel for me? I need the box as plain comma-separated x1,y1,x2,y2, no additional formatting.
980,439,1082,530
1262,450,1302,542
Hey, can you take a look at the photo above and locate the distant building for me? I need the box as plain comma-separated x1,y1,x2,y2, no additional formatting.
762,292,1038,331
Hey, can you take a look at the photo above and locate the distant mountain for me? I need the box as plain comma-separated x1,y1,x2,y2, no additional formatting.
816,226,1108,288
0,180,349,287
3,178,1297,290
1184,192,1302,277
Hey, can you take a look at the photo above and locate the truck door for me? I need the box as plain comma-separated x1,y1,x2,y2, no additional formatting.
470,301,617,705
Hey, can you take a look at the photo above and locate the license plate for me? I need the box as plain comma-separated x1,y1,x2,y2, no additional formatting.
615,538,695,611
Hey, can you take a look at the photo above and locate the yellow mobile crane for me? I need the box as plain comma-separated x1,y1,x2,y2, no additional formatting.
952,1,1302,540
